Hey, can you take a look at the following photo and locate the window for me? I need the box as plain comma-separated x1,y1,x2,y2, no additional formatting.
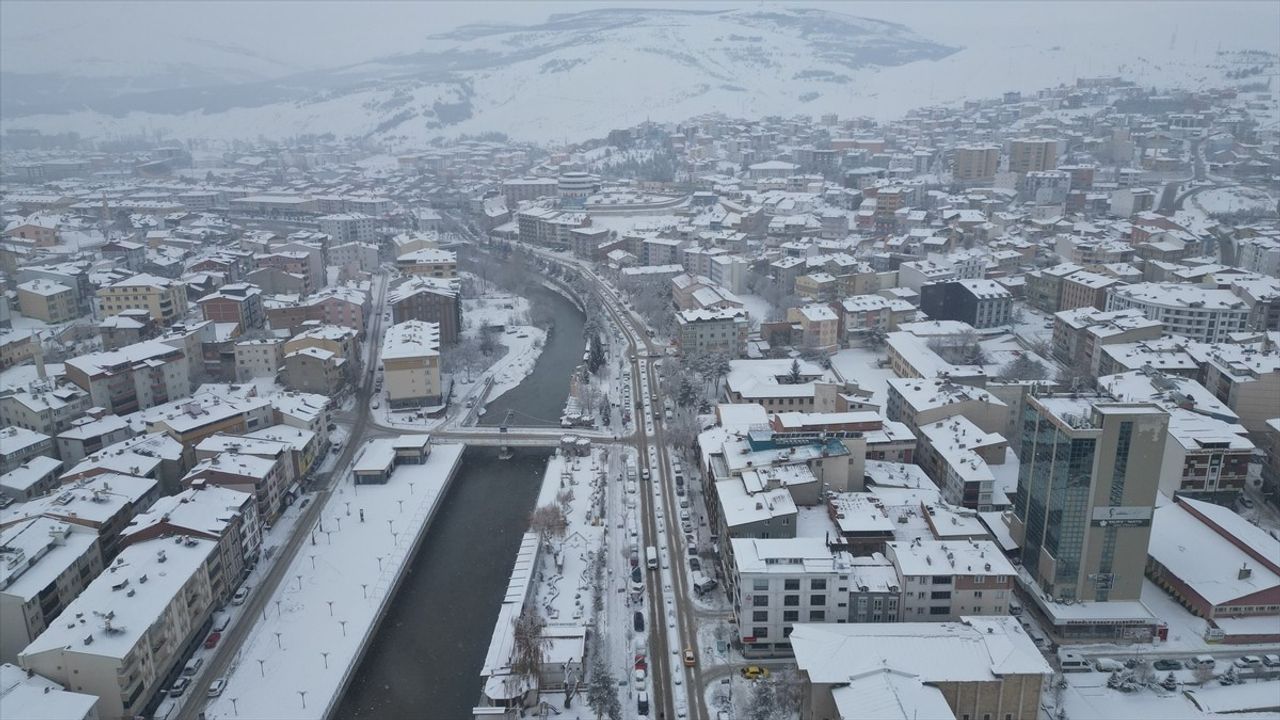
810,595,826,606
783,610,799,622
809,610,825,621
752,627,768,639
752,596,768,607
784,579,800,591
752,579,769,591
810,578,827,590
784,595,800,607
752,611,768,622
930,606,950,615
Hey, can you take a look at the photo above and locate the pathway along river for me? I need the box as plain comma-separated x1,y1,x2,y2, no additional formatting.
335,284,586,719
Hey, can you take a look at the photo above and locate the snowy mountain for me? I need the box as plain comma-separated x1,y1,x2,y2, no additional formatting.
0,8,958,144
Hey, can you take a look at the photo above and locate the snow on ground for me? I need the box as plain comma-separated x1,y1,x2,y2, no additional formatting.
829,346,896,409
1053,671,1280,720
1010,302,1056,348
1192,186,1277,216
198,443,465,720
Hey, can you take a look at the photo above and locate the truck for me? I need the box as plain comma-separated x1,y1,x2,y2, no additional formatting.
645,545,658,570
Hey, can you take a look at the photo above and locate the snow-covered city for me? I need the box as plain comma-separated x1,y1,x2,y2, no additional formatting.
1,3,1279,720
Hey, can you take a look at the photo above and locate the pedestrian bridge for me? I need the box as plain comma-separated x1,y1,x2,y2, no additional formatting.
433,426,621,449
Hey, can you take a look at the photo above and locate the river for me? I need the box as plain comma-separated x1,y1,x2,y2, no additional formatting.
334,285,585,719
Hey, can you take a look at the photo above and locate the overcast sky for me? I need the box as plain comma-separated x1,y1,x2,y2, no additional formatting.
3,1,1277,77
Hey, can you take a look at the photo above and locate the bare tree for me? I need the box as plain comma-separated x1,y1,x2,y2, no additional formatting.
529,503,569,543
1000,354,1049,381
511,607,547,689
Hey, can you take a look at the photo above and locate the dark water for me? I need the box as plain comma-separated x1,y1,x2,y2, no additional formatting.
479,285,586,428
335,284,584,720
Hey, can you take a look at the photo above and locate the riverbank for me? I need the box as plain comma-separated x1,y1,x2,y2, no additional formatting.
200,443,466,720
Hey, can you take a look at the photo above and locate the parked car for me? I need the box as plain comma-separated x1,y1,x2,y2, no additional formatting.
1153,659,1182,671
688,557,701,572
633,667,646,690
207,678,228,698
1262,654,1280,668
203,631,221,649
1093,658,1125,672
182,657,204,676
740,666,770,680
1234,655,1264,668
231,585,250,606
169,677,192,698
637,691,649,716
633,611,645,633
1185,655,1215,670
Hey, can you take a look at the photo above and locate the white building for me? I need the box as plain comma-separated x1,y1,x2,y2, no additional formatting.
729,537,850,656
382,320,442,408
317,212,377,244
19,537,218,720
885,538,1017,621
0,518,103,663
676,308,748,358
1106,283,1251,342
0,662,99,720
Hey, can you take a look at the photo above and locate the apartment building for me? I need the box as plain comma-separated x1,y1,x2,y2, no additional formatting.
233,337,285,381
0,473,160,560
64,341,191,415
196,283,265,332
382,321,442,408
1008,137,1058,174
885,378,1009,438
56,414,134,465
182,450,288,523
1197,341,1280,437
676,308,748,358
919,279,1013,329
19,537,218,720
952,144,1000,184
0,381,92,435
121,483,260,604
730,538,851,657
16,279,78,324
0,518,103,663
395,248,457,279
1050,307,1163,374
886,538,1017,621
837,294,915,339
916,416,1010,510
1011,396,1168,605
1106,283,1250,343
96,273,188,326
0,456,63,501
317,212,377,244
0,662,99,719
787,304,840,353
387,275,461,344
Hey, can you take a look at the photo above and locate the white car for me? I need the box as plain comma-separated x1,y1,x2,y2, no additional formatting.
207,678,228,698
231,586,250,606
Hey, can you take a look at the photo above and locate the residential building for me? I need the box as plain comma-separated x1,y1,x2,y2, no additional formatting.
916,416,1011,510
317,212,377,244
56,414,134,465
787,304,840,353
121,483,260,604
387,275,462,344
1106,283,1251,342
952,144,1000,184
837,295,915,339
1198,341,1280,437
16,279,78,324
182,449,288,522
233,337,285,381
919,280,1013,329
885,378,1009,438
0,456,63,501
95,273,188,326
196,283,264,332
284,346,347,395
676,308,748,358
1008,137,1058,174
0,381,92,435
0,473,159,560
382,321,442,408
64,341,191,415
790,617,1051,720
887,538,1017,621
1010,396,1168,604
0,426,56,474
0,662,100,720
0,518,103,663
395,248,457,279
729,538,851,656
1059,271,1121,312
1050,307,1163,375
18,537,218,720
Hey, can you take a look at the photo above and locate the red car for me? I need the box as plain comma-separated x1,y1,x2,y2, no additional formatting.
204,631,221,649
634,654,647,671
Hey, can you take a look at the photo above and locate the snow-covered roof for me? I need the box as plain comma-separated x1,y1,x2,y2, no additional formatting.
731,537,841,574
20,536,216,660
791,616,1051,685
382,320,440,360
887,538,1015,578
715,479,796,528
122,485,252,541
0,456,62,492
0,518,98,602
1,473,156,527
1148,498,1280,607
0,662,99,720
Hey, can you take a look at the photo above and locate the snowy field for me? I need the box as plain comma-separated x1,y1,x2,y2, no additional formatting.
198,444,465,720
1192,186,1277,217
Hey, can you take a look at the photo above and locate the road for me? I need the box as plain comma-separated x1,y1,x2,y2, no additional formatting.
176,270,390,720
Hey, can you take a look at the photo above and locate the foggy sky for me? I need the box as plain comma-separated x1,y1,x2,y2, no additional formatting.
3,0,1278,79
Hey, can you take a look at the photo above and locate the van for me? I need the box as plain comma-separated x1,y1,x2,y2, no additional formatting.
1028,629,1048,648
646,546,658,570
1093,657,1125,672
1008,599,1023,616
1059,651,1091,672
693,572,718,594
